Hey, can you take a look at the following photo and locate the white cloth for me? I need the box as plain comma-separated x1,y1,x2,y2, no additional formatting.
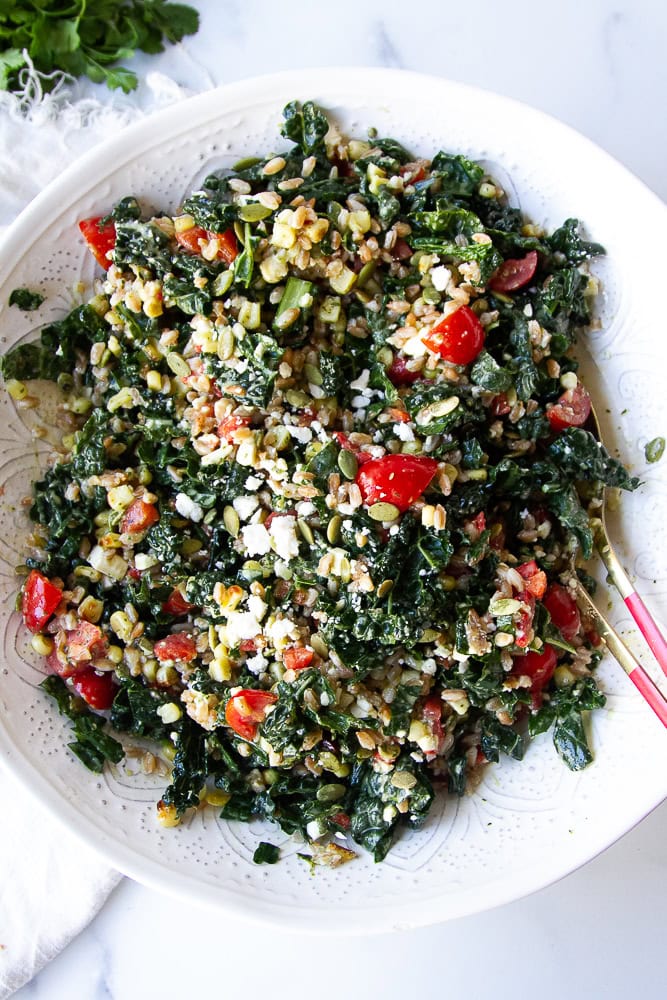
0,61,193,999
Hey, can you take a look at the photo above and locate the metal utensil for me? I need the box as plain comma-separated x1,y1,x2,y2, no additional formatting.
588,404,667,678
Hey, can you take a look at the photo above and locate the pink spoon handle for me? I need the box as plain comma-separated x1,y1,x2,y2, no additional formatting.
624,591,667,679
626,664,667,727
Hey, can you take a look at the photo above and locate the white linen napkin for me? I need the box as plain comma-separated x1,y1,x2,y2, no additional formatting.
0,61,193,999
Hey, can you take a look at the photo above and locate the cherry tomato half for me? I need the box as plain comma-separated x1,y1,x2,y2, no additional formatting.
72,668,116,710
517,560,548,600
546,383,592,432
162,589,194,616
283,646,314,671
489,250,538,293
176,225,238,263
333,432,373,465
154,634,197,663
356,454,439,512
120,499,159,534
78,216,116,270
225,689,278,741
512,645,558,692
543,584,581,642
22,570,63,632
423,305,485,365
51,622,108,678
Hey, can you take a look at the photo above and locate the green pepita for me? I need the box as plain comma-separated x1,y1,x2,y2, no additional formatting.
357,260,377,287
217,326,235,361
303,363,323,386
166,352,190,377
337,448,358,480
326,514,342,544
415,395,460,425
238,202,272,223
212,271,234,298
223,505,240,538
297,518,315,545
368,502,400,522
310,634,329,658
316,783,346,803
285,389,311,408
377,579,394,599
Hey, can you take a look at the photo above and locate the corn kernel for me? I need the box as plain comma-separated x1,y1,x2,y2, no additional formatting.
31,633,54,656
6,379,27,400
156,801,180,827
107,484,135,511
110,610,133,643
157,702,182,724
173,214,195,233
146,370,163,391
107,645,123,665
107,335,122,356
78,595,104,624
205,788,231,808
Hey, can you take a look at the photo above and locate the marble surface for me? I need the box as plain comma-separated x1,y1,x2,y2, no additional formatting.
10,0,667,996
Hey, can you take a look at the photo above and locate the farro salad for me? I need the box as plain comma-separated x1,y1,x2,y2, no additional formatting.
2,101,639,865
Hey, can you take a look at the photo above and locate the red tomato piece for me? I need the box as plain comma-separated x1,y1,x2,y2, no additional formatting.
512,645,558,692
546,383,592,432
387,355,421,386
514,592,536,648
162,589,193,616
471,511,486,534
66,621,107,663
422,694,445,757
22,570,63,632
491,392,511,416
72,668,116,710
176,225,238,263
387,407,411,423
330,811,351,830
120,499,159,534
78,216,116,270
154,634,197,663
217,414,251,442
356,454,439,512
283,646,314,671
239,638,257,653
543,584,581,642
517,560,548,600
423,305,485,365
225,689,278,741
489,250,538,293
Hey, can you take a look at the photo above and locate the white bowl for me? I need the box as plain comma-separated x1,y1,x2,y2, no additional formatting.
1,69,666,932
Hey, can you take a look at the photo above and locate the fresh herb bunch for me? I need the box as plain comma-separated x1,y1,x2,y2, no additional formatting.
0,1,199,93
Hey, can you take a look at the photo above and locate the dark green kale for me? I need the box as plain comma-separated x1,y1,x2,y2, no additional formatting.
280,100,329,155
41,676,124,773
110,678,172,738
547,428,640,490
162,717,209,814
0,304,107,382
9,288,44,311
253,842,280,864
529,676,605,771
547,219,605,265
470,350,512,393
349,758,434,862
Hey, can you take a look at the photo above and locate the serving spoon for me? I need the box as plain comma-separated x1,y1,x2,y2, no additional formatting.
588,404,667,680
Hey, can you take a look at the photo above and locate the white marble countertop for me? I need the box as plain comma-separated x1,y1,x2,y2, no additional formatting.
11,0,667,996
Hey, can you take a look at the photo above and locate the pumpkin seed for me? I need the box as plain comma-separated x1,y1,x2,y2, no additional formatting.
285,388,310,408
217,326,235,361
422,286,441,305
238,202,272,222
489,597,522,616
297,518,314,545
310,633,329,658
233,156,261,171
377,579,394,599
166,352,190,377
240,560,263,581
368,502,400,522
415,395,460,425
223,505,240,538
390,770,417,790
337,448,358,480
316,783,346,803
327,514,342,544
212,270,234,297
303,363,323,386
357,260,377,287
